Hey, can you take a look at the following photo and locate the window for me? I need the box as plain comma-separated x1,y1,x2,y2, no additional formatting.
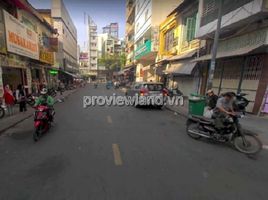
183,13,197,42
164,28,176,51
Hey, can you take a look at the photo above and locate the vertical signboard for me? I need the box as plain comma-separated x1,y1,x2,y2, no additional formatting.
0,9,7,54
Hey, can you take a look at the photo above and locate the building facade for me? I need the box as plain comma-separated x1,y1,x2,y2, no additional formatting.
103,23,119,38
0,0,58,97
133,0,181,82
195,0,268,114
51,0,78,77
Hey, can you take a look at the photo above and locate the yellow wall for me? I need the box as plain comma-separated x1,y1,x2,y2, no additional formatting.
158,10,201,60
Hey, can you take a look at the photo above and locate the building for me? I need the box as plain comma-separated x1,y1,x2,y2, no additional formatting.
195,0,268,114
0,0,58,97
50,0,78,84
98,33,125,58
103,23,119,38
133,0,181,82
125,0,136,67
157,0,205,97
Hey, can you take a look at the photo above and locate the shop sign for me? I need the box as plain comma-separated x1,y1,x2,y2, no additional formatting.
49,38,58,52
0,9,7,54
49,69,58,75
151,26,159,52
40,50,54,65
4,10,39,60
135,40,152,60
79,52,89,61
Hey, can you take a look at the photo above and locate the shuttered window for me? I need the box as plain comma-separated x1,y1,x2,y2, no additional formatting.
183,13,197,42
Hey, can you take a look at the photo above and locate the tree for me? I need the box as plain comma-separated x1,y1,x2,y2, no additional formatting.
98,53,126,71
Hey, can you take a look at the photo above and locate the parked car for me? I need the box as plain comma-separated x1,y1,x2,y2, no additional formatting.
126,82,166,108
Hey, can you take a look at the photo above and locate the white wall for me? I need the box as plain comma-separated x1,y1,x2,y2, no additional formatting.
134,0,152,42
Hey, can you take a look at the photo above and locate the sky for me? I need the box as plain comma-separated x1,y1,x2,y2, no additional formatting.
29,0,126,49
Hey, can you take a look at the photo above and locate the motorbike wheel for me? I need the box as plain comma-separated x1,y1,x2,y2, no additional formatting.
0,107,5,119
233,134,262,155
186,120,201,140
33,126,42,142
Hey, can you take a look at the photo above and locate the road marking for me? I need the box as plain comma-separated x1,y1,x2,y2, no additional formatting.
263,145,268,150
112,144,123,166
107,116,112,124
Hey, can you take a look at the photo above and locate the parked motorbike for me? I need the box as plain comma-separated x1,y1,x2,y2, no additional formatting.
26,94,37,106
48,88,57,97
0,100,5,119
33,104,54,141
186,93,262,155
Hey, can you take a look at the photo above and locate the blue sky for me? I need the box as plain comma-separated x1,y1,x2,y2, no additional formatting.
29,0,126,48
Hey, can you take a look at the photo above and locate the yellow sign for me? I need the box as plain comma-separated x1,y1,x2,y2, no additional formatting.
40,50,54,65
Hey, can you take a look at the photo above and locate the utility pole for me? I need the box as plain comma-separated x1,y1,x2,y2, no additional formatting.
206,0,223,90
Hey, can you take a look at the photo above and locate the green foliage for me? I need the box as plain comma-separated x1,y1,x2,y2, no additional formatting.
98,53,126,71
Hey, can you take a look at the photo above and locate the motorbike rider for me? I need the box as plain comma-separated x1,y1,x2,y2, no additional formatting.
34,88,55,122
213,92,236,133
206,89,218,110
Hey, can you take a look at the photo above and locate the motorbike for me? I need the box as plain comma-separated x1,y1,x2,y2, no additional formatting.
0,100,5,119
26,94,37,106
186,93,262,155
33,104,54,141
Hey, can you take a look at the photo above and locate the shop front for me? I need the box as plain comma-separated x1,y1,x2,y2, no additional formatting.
195,27,268,114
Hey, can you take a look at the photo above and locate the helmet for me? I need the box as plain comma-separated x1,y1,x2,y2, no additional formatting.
40,88,48,95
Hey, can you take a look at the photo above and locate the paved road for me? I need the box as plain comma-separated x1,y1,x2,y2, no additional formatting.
0,84,267,200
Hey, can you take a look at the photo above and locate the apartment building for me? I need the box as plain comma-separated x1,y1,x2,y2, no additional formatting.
134,0,181,82
103,23,119,38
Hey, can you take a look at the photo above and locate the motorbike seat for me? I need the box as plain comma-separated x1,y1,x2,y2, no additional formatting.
191,115,214,124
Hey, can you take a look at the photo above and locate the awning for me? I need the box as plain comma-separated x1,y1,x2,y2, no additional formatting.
194,44,264,62
62,71,78,78
167,50,197,61
165,60,197,75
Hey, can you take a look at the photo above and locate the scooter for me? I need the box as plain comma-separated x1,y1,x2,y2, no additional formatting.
33,104,54,141
0,101,5,119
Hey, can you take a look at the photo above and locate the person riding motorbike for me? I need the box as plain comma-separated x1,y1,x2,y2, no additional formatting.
213,92,236,133
34,88,55,122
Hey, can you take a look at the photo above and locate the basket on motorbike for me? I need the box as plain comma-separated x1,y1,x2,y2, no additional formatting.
188,93,206,116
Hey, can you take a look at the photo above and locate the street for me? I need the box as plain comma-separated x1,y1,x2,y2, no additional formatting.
0,85,267,200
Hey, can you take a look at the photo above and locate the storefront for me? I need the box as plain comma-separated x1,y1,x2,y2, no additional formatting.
195,27,268,114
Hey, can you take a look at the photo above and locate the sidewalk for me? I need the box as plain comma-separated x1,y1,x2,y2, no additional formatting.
165,99,268,144
0,89,77,134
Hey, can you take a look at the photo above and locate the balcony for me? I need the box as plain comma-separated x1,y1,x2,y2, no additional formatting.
197,0,268,39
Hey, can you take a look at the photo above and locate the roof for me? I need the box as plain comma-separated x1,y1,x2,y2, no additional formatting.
167,50,197,61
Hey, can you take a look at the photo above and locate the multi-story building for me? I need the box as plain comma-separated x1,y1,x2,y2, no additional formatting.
98,33,125,58
125,0,136,68
103,23,119,38
195,0,268,114
88,16,98,71
0,0,58,96
157,0,205,97
51,0,78,78
133,0,181,82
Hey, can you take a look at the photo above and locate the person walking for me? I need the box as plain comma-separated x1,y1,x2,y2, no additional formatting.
3,84,15,116
16,84,27,112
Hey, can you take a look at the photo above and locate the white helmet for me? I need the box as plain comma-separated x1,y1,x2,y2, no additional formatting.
40,88,48,95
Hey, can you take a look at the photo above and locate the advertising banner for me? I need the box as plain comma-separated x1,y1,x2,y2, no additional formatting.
4,10,39,60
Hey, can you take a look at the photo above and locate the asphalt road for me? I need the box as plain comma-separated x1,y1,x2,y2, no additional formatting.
0,84,267,200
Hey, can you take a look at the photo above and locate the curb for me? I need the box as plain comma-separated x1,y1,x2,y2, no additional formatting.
0,89,77,135
164,105,188,118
